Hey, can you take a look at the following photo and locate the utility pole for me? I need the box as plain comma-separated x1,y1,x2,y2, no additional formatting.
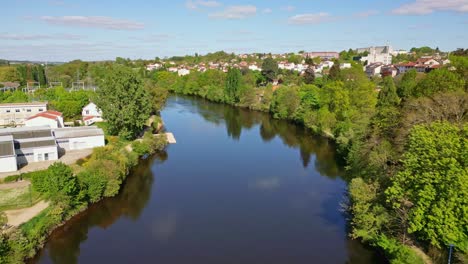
448,244,454,264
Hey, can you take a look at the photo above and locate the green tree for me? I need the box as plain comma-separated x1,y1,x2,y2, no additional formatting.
303,67,315,84
225,68,241,103
96,65,151,139
397,69,418,98
378,77,400,107
413,69,464,97
329,63,341,80
261,58,278,83
386,122,468,249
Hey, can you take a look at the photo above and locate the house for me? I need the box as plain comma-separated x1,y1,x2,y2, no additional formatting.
340,63,352,69
82,102,103,126
381,65,398,77
358,46,393,65
416,57,440,66
395,62,416,74
25,110,64,128
0,82,20,92
0,135,17,172
146,63,162,71
365,63,383,77
0,102,48,127
178,68,190,76
53,126,105,153
0,126,59,168
248,64,261,71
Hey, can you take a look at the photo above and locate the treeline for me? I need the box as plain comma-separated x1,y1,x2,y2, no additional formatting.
151,56,468,263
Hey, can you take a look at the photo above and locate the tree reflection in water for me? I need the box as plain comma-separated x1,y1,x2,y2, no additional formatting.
30,153,167,264
189,96,342,179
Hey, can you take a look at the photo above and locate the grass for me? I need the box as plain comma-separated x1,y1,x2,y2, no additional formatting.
0,185,42,211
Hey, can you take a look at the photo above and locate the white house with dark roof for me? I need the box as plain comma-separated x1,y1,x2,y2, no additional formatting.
25,110,64,128
0,102,48,127
53,126,105,152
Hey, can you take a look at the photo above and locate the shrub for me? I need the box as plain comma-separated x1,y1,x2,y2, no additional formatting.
375,235,424,264
3,175,20,183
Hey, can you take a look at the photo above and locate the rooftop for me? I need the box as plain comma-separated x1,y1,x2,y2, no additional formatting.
53,126,104,139
0,102,48,107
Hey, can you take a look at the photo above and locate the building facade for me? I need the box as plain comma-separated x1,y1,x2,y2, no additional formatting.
53,126,105,153
0,102,48,127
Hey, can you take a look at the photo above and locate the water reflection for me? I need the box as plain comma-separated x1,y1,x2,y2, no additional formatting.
30,154,166,264
183,96,342,178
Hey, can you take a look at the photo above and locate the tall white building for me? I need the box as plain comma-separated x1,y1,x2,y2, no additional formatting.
357,46,393,65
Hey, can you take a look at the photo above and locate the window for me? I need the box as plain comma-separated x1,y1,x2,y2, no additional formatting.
27,109,31,112
6,110,10,113
15,109,20,113
86,110,89,115
39,108,44,112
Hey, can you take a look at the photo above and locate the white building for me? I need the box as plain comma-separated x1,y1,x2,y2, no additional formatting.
25,110,64,128
178,68,190,76
0,135,17,172
0,102,48,127
53,126,105,153
0,126,59,169
340,63,352,69
146,63,162,71
365,63,384,77
82,102,103,126
248,65,261,71
358,46,393,65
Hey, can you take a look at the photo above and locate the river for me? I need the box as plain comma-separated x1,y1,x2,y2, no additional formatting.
31,96,380,264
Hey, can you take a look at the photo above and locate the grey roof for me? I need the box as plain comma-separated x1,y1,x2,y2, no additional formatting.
0,102,47,107
14,138,56,149
0,126,52,140
53,126,104,139
0,135,14,157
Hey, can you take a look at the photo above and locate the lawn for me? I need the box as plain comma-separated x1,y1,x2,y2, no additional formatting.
0,185,42,211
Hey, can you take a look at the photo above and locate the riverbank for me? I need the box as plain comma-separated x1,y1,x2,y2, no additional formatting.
0,123,169,263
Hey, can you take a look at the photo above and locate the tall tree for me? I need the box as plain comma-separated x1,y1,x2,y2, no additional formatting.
377,77,400,107
386,122,468,249
303,67,315,84
397,69,418,99
329,63,341,80
96,65,151,139
225,68,242,103
261,58,278,83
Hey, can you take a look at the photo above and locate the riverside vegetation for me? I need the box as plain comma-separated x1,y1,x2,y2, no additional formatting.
147,55,467,263
0,65,168,263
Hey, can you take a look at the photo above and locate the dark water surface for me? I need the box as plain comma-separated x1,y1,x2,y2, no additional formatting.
32,96,379,264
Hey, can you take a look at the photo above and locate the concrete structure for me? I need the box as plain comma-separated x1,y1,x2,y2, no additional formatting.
365,63,384,77
0,102,48,127
82,102,103,126
0,135,17,172
25,110,64,128
303,52,339,60
0,126,59,169
358,46,393,65
53,126,105,153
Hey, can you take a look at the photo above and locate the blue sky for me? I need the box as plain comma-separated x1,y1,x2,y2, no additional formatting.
1,0,467,61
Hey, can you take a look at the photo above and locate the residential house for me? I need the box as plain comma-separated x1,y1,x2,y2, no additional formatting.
178,68,190,76
395,62,417,74
248,64,261,71
0,82,20,92
340,63,352,69
303,52,339,60
82,102,103,126
0,102,48,127
25,110,64,128
381,65,398,78
146,63,162,71
365,62,383,77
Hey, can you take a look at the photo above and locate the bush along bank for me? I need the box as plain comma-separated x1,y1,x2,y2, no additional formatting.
0,131,168,263
149,60,467,263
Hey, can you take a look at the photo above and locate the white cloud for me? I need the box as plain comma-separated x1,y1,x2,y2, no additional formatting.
262,8,273,14
40,16,144,30
282,5,295,12
186,0,221,10
354,10,379,17
209,5,257,19
392,0,468,15
0,33,83,40
288,13,331,25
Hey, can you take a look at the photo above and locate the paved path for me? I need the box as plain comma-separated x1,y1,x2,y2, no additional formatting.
0,149,92,179
5,200,49,227
0,180,30,190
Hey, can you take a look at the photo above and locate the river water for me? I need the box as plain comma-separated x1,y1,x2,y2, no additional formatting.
32,96,380,264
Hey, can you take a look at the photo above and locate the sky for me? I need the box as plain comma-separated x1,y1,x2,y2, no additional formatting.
1,0,467,61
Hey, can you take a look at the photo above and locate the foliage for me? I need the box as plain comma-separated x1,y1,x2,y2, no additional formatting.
375,235,424,264
96,65,151,139
386,122,468,249
270,86,300,119
261,58,278,82
303,67,315,84
225,68,242,103
412,69,464,97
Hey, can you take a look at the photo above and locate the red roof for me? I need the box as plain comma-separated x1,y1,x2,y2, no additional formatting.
83,116,97,121
26,110,62,121
396,62,416,67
